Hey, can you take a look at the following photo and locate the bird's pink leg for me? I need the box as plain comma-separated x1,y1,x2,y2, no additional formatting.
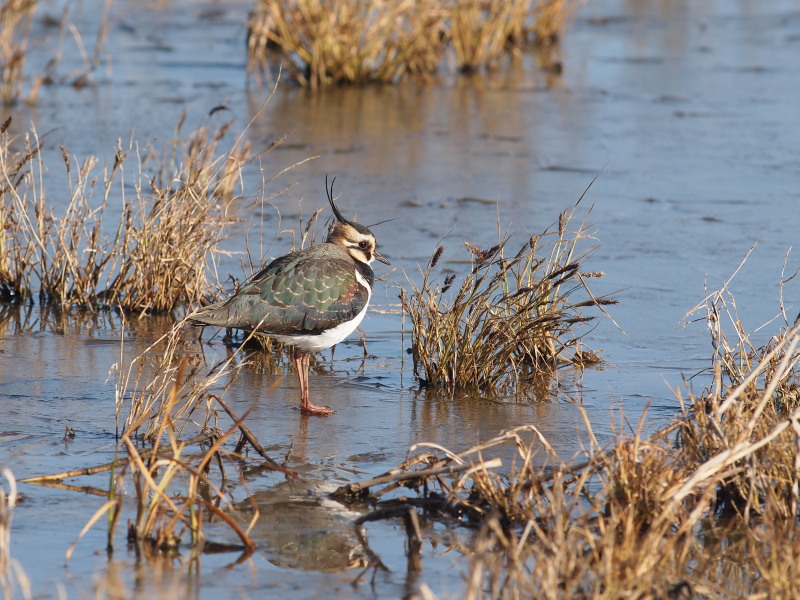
294,348,333,416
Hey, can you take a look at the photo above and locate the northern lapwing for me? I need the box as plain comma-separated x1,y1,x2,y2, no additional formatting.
189,178,389,416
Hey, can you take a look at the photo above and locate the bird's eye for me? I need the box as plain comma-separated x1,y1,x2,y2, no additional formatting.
358,241,368,249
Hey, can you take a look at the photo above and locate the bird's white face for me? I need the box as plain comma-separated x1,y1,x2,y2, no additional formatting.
328,222,389,265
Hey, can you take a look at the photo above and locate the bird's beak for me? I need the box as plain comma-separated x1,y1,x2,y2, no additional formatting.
374,250,390,265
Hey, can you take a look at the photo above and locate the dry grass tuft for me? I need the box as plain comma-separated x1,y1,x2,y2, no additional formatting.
0,113,256,312
400,199,613,396
49,418,262,561
114,422,258,558
449,0,529,73
338,275,800,598
248,0,448,90
247,0,581,88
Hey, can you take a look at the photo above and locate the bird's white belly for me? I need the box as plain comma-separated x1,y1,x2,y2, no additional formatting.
270,303,369,352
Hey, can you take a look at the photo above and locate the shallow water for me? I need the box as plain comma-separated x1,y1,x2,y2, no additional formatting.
2,0,800,597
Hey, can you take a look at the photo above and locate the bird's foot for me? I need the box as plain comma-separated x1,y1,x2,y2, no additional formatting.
300,402,334,416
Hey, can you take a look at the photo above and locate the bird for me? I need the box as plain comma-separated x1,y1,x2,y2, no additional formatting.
189,177,389,416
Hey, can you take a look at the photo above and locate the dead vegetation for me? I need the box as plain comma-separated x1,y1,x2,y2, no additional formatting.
247,0,580,89
0,113,256,312
23,422,263,564
0,0,39,104
0,0,112,105
450,0,530,73
336,279,800,599
248,0,448,90
20,316,296,564
400,196,614,397
11,206,800,597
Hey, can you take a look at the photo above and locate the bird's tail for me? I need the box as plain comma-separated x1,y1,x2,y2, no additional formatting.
187,302,234,328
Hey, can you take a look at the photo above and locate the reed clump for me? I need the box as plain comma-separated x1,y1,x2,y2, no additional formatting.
338,281,800,598
449,0,530,72
400,201,614,397
0,113,253,312
46,403,262,562
247,0,580,89
112,425,257,560
22,318,300,564
248,0,448,90
105,318,298,557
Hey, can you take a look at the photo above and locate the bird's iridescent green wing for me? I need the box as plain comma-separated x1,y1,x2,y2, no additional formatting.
217,247,370,335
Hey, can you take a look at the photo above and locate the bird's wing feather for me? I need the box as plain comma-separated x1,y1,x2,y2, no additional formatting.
191,246,370,335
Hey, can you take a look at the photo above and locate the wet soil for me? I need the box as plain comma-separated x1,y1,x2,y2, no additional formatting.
2,0,800,598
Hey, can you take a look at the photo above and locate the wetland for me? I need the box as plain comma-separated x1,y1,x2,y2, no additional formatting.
2,1,800,598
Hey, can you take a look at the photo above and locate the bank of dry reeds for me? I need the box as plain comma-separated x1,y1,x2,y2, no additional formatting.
338,281,800,599
400,200,613,396
0,114,253,312
247,0,579,89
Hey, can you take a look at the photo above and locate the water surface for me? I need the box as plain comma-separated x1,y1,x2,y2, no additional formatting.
2,0,800,597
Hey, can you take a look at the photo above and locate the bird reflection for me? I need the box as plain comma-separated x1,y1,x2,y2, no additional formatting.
239,478,369,571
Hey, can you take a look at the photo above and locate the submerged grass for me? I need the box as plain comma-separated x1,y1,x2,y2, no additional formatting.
400,197,614,397
248,0,579,88
338,275,800,599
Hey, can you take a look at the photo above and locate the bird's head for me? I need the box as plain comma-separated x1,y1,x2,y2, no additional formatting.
325,176,390,266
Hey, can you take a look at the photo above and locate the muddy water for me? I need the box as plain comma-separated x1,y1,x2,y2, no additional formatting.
2,0,800,598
